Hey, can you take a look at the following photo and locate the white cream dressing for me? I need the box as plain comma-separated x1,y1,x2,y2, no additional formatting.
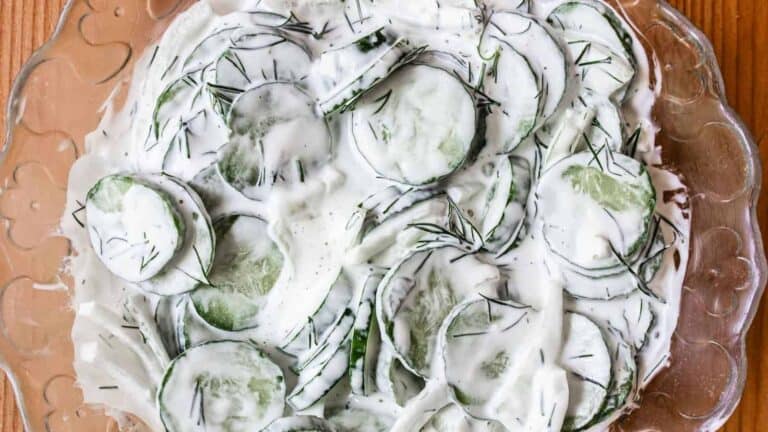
59,0,690,431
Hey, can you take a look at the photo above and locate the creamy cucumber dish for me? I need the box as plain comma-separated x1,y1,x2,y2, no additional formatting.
61,0,691,430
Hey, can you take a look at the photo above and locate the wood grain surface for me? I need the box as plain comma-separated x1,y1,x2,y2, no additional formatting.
1,0,767,431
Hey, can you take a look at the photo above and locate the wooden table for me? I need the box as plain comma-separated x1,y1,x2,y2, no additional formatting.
1,0,767,430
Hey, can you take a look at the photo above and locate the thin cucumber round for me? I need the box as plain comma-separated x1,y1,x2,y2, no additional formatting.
589,328,636,426
314,28,413,115
376,246,502,377
287,339,350,411
262,416,337,432
481,42,540,152
560,313,612,431
86,174,184,282
157,341,285,432
215,31,312,91
419,404,507,432
217,82,332,201
178,297,235,350
374,343,425,407
482,156,532,254
547,1,636,65
190,214,284,331
182,26,239,73
137,174,215,296
564,36,635,99
577,91,624,152
480,12,568,124
327,407,394,432
442,297,536,419
349,271,384,395
281,271,354,357
538,151,656,273
161,103,229,181
572,294,655,351
351,64,477,186
293,308,355,373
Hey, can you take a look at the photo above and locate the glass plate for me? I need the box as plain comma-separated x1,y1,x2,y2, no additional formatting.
0,0,764,430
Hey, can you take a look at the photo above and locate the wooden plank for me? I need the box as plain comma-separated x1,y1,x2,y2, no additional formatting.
0,0,766,431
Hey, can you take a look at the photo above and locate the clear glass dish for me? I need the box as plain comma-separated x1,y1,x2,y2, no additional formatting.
0,0,764,430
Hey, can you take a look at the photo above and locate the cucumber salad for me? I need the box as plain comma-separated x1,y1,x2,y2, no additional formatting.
61,0,691,431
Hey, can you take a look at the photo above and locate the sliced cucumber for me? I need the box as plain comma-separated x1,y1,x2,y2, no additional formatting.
137,174,215,296
215,31,312,91
217,82,332,201
572,294,655,351
560,313,611,431
480,12,568,124
158,341,285,432
349,194,449,265
538,151,656,274
565,37,635,99
263,416,337,432
349,271,383,395
351,64,477,186
374,344,426,407
377,246,502,377
576,91,624,153
294,308,355,373
481,41,540,152
182,27,239,73
419,404,507,432
314,28,415,115
482,156,532,254
327,407,394,432
442,297,536,418
547,1,636,65
541,106,596,168
281,272,354,357
86,174,184,282
287,339,350,411
178,297,231,350
161,105,229,180
190,214,284,331
590,328,636,425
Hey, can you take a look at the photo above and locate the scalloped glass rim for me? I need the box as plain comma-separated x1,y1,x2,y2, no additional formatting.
0,0,765,431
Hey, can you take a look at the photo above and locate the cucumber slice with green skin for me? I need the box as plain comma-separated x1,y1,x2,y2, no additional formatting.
560,313,611,431
263,416,337,432
442,297,536,419
482,156,532,254
86,174,184,282
351,64,477,186
547,1,636,66
287,339,351,411
281,272,354,357
178,297,232,350
157,341,285,432
349,271,384,395
190,214,284,331
153,74,206,145
481,41,540,152
374,344,426,406
376,246,503,377
538,151,656,274
480,12,568,125
314,28,416,115
419,404,507,432
349,193,449,265
215,32,312,92
162,104,229,180
137,174,215,296
575,91,624,153
571,294,655,351
183,26,239,73
217,82,332,201
564,36,635,99
294,309,355,373
328,407,393,432
588,328,636,426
